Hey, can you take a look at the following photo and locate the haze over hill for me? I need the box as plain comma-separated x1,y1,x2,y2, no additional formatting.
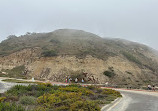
0,29,158,87
1,0,158,50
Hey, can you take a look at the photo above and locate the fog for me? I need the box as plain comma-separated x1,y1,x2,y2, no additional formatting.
0,0,158,49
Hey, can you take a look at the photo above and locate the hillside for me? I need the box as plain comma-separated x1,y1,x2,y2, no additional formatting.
0,29,158,87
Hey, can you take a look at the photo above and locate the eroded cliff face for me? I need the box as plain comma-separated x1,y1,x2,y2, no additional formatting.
0,47,41,70
27,55,157,85
0,48,157,86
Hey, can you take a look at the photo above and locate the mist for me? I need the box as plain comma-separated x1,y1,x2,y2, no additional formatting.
0,0,158,50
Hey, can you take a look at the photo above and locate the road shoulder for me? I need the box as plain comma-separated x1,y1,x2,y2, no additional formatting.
101,96,123,111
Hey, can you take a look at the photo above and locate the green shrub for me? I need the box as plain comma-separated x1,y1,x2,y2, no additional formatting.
33,107,48,111
102,89,122,97
19,96,36,105
70,100,100,111
68,84,82,88
2,65,26,78
50,39,60,44
59,87,94,96
103,67,116,78
3,84,121,111
6,85,29,96
37,92,100,110
55,105,69,111
42,50,57,57
0,102,25,111
37,92,82,108
86,85,98,90
6,84,54,97
5,96,19,102
0,97,6,102
103,71,115,78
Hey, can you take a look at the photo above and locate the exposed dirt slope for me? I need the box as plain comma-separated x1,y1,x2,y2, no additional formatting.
0,29,158,87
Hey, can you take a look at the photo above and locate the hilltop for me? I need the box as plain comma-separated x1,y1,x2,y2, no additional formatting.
0,29,158,87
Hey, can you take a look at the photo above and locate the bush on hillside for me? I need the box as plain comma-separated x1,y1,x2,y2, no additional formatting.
50,39,60,44
1,65,26,78
103,71,115,78
122,51,142,65
42,50,57,57
103,67,116,78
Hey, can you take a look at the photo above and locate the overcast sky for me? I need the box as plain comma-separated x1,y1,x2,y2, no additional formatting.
0,0,158,50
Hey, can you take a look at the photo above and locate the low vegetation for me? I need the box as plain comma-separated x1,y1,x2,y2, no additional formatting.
0,83,122,111
103,67,116,78
0,65,26,79
122,51,142,65
19,96,36,105
103,71,115,78
2,79,37,84
41,50,57,57
0,102,25,111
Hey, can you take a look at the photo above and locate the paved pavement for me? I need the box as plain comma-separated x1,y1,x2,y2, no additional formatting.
103,89,158,111
0,78,28,93
0,82,4,92
1,77,158,111
0,80,17,93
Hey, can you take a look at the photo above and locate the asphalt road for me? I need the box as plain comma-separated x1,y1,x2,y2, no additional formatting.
0,81,11,93
0,79,24,93
105,90,158,111
1,78,158,111
0,82,4,92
